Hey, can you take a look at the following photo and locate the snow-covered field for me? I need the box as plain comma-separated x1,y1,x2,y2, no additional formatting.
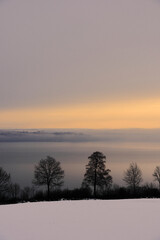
0,199,160,240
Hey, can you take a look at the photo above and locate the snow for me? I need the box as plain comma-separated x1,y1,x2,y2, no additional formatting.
0,199,160,240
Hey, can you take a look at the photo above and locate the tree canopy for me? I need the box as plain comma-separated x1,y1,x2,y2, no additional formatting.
153,166,160,190
33,156,64,199
0,167,10,194
123,162,142,194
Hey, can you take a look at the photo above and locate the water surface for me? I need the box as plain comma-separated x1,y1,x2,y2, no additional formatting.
0,129,160,189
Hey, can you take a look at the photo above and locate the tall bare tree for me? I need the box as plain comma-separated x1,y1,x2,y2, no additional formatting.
123,162,142,194
153,166,160,190
82,151,112,198
33,156,64,199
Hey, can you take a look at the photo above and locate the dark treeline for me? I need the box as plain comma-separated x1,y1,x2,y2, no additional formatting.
1,183,160,205
1,151,160,204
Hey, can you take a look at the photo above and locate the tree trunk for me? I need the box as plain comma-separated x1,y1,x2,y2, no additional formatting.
94,169,97,198
133,183,136,196
47,183,50,200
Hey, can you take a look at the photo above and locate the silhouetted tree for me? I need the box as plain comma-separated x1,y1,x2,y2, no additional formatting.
9,183,20,199
0,167,10,194
82,151,112,198
123,162,142,194
21,186,35,201
33,156,64,200
153,166,160,190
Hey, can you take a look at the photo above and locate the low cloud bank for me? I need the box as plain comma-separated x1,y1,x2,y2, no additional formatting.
1,129,160,143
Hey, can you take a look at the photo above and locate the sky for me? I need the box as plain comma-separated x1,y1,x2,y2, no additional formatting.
1,0,160,129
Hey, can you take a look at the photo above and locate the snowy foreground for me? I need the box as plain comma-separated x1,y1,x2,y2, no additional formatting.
0,199,160,240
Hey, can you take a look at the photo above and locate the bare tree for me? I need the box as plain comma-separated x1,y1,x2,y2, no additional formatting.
33,156,64,199
0,167,10,193
123,162,142,194
153,166,160,190
82,151,112,198
9,183,21,199
21,186,35,201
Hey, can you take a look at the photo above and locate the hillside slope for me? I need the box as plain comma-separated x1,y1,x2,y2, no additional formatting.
0,199,159,240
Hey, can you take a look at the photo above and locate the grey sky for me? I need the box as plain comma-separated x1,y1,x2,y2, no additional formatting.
1,0,160,110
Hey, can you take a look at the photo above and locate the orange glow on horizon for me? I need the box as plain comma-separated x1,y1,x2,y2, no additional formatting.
1,97,160,129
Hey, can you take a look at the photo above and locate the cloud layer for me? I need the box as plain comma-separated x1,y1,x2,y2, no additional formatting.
1,129,160,143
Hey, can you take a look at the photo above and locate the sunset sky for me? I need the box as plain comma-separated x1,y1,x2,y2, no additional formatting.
1,0,160,129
